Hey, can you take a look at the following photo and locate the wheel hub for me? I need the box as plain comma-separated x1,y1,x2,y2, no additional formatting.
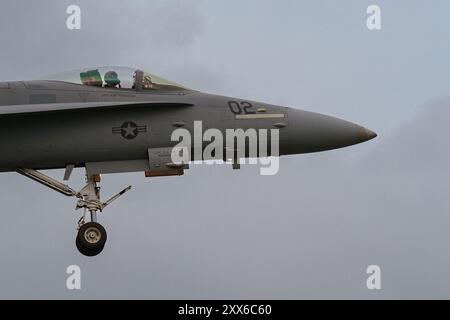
84,227,101,244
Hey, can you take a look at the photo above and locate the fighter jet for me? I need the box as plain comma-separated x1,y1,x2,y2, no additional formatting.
0,66,376,256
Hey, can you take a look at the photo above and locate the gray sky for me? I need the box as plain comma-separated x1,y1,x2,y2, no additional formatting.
0,0,449,299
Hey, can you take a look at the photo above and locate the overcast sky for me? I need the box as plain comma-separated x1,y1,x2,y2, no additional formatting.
0,0,449,299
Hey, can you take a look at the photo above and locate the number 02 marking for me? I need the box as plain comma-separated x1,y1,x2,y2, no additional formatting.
228,101,255,115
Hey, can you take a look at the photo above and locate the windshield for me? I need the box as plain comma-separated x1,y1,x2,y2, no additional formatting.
46,66,190,91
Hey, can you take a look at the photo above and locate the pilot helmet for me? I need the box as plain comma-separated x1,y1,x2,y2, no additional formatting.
104,71,121,86
142,74,153,88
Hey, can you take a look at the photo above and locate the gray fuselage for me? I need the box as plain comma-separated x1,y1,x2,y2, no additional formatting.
0,80,375,172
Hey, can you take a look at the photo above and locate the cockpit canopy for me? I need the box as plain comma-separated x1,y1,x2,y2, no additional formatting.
46,66,190,92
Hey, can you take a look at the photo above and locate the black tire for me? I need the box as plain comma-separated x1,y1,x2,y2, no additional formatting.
77,222,107,250
76,237,104,257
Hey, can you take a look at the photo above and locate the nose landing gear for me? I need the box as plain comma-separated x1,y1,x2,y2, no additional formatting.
75,174,109,257
17,168,131,257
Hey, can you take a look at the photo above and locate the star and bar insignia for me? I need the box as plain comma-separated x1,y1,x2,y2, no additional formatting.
112,121,147,140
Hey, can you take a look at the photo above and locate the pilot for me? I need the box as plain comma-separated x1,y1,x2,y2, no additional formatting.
142,74,154,89
104,71,121,88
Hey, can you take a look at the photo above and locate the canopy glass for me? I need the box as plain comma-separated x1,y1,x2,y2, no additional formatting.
46,66,190,92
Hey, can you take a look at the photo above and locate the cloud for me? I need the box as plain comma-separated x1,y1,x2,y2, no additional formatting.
0,97,447,299
0,1,448,299
0,0,205,80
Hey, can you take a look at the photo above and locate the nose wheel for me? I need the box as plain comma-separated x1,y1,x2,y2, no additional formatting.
76,222,107,257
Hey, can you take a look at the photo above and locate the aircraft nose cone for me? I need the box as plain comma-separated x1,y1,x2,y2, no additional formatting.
283,108,378,154
357,126,378,142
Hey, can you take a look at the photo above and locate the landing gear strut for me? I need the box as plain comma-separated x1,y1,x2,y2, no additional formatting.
17,168,131,257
